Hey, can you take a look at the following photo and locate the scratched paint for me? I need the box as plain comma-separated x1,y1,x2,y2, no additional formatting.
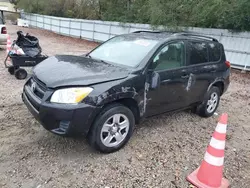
186,74,195,91
94,85,139,106
122,86,131,93
139,82,150,116
132,87,138,98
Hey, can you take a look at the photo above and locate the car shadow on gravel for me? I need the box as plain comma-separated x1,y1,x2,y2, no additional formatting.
33,130,105,159
32,110,194,157
136,109,195,129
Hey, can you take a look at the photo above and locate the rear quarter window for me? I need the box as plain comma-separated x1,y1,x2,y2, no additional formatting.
188,41,209,65
208,42,221,62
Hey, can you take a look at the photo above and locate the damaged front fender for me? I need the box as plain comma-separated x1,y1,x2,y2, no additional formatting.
95,90,139,106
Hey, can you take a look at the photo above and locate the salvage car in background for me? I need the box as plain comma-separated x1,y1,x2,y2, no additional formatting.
22,31,230,153
0,10,7,45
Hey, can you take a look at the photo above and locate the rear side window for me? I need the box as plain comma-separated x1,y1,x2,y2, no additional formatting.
188,42,209,65
208,43,221,62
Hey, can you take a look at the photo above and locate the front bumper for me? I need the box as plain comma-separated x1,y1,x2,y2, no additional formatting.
22,81,100,136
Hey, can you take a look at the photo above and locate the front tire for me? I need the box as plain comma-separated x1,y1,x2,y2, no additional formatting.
88,103,135,153
196,86,220,117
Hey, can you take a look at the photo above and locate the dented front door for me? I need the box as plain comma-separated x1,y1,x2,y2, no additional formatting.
146,67,190,116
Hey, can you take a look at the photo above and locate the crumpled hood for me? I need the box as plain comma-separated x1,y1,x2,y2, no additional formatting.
33,55,130,88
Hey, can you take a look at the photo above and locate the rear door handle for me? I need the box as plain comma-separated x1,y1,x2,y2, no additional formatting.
211,69,217,73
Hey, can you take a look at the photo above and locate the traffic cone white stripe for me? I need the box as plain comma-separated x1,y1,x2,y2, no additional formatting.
210,137,226,150
204,151,224,166
215,123,227,134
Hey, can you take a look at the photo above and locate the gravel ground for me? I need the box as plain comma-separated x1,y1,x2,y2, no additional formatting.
0,25,250,188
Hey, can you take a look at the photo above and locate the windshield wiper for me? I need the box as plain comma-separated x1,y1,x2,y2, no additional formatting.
100,60,108,64
86,54,92,59
85,54,109,64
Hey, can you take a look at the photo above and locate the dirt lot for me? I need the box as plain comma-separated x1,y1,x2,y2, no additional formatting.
0,25,250,188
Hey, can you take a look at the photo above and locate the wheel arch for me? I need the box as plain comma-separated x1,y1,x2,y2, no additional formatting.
208,79,225,95
100,98,140,124
86,96,140,136
87,99,137,153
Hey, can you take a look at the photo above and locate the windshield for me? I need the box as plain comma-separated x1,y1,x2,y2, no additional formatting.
89,36,158,67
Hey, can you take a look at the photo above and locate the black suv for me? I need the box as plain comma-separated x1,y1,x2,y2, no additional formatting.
22,32,230,153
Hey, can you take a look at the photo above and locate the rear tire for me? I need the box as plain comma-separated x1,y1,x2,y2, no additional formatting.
14,68,28,80
196,86,220,117
88,103,135,153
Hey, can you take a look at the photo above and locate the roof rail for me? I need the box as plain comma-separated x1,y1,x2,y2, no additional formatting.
174,32,219,42
132,30,163,34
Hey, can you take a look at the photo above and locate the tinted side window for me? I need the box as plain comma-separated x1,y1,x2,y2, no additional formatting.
153,42,185,71
208,43,221,62
189,42,208,65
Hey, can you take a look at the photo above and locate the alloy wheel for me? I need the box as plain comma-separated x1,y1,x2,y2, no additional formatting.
100,114,130,147
206,92,218,113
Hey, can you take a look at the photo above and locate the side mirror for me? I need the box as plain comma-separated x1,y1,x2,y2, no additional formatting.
150,71,161,89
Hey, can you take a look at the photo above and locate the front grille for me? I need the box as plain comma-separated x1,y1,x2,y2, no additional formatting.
25,91,40,111
28,77,47,99
24,77,47,112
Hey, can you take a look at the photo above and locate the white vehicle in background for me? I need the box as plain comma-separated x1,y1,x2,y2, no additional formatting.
0,10,7,45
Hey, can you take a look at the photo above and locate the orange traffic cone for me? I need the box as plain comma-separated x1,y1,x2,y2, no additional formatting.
187,113,229,188
6,34,11,54
6,34,12,62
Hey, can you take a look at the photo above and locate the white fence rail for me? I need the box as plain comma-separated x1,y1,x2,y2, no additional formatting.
21,12,250,71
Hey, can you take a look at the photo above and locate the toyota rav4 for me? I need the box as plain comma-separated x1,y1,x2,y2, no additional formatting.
22,31,230,153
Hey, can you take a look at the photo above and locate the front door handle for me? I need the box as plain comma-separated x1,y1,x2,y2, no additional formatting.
181,74,189,79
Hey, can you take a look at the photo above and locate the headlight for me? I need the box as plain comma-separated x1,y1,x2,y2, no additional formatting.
50,87,93,104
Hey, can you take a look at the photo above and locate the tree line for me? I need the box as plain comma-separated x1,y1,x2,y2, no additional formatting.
12,0,250,31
